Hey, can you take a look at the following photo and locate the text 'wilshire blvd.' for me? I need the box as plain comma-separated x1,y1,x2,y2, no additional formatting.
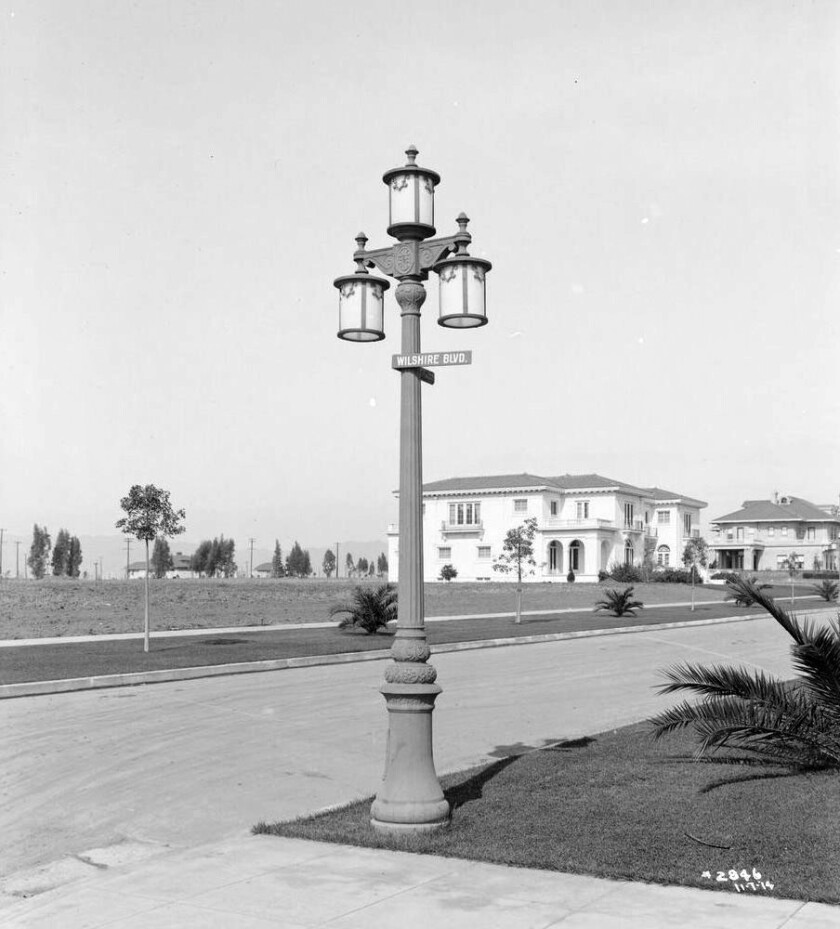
391,350,473,369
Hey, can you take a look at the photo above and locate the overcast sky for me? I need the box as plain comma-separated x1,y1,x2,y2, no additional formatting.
1,0,838,563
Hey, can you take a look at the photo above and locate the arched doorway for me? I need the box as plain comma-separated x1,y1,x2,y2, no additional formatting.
547,541,563,575
600,540,610,571
569,539,584,574
624,540,634,565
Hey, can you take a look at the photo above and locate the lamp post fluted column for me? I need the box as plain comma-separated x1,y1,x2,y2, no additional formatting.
370,278,449,832
333,146,492,833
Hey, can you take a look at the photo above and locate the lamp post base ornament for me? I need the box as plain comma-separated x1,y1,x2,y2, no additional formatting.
370,629,450,832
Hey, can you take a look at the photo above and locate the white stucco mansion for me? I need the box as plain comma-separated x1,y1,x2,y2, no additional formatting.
387,472,706,584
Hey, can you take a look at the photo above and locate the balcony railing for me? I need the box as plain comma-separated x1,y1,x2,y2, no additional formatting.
440,520,484,534
541,518,614,531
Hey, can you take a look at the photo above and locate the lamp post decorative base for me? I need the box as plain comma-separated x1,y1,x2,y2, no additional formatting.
370,679,450,834
371,628,449,833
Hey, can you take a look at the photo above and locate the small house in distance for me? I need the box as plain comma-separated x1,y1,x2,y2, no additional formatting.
708,495,840,572
253,562,273,579
387,472,706,583
127,552,198,579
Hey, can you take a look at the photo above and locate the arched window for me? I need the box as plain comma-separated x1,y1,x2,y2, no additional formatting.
624,540,634,565
657,545,670,567
569,540,584,573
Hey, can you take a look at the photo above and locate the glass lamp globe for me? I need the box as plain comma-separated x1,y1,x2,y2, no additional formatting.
382,145,440,241
434,255,492,328
334,272,390,342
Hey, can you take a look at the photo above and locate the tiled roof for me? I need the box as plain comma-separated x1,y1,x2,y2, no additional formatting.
423,473,552,493
713,497,838,523
642,486,708,507
422,472,704,504
547,474,647,495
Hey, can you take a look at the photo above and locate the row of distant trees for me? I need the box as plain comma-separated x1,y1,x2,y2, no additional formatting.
27,524,84,579
268,543,387,579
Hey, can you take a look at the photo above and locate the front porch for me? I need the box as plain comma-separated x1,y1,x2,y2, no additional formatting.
709,542,764,572
540,530,637,583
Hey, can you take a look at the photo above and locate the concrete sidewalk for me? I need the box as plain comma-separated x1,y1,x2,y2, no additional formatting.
1,835,835,928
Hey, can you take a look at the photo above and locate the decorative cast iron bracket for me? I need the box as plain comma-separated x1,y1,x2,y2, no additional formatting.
351,213,473,283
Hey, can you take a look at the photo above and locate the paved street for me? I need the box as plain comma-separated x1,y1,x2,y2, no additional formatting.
0,612,803,904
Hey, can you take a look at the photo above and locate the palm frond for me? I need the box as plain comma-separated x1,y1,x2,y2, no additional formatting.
651,696,840,766
329,583,397,633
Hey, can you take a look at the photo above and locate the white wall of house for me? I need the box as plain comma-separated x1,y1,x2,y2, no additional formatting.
387,480,706,584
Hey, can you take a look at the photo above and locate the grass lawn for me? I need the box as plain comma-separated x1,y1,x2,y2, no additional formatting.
0,577,818,640
254,722,840,905
1,597,809,684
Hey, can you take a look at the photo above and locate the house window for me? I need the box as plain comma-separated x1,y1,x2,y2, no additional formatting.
781,526,788,536
656,545,670,566
684,514,692,536
807,527,815,540
624,540,634,565
736,527,744,540
576,500,590,519
550,500,558,516
448,502,481,525
477,546,491,559
657,510,670,525
768,527,775,537
569,540,584,572
438,547,451,560
624,503,634,528
513,498,528,513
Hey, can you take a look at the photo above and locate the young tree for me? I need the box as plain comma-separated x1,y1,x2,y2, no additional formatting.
51,529,70,576
682,537,709,612
357,556,369,576
67,536,83,578
322,548,336,578
787,550,800,607
272,540,286,578
439,563,458,582
116,484,185,652
27,524,51,580
301,548,312,577
345,552,355,578
151,537,173,579
377,552,388,578
493,517,537,624
368,561,376,577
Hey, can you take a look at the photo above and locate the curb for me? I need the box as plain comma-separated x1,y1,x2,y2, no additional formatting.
2,608,814,700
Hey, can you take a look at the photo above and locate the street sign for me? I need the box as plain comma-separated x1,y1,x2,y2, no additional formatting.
419,368,435,385
391,350,472,369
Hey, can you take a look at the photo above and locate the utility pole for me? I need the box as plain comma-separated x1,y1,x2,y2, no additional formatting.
16,540,21,578
125,538,131,579
249,537,255,578
0,528,5,579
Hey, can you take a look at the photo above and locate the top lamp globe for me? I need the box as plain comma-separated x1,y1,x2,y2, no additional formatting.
382,145,440,241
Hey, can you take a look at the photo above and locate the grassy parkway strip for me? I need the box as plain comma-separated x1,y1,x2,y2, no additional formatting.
0,595,830,692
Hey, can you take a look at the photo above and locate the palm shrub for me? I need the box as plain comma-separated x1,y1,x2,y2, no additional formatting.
649,575,840,768
725,575,772,605
329,583,397,634
812,580,839,602
594,586,644,617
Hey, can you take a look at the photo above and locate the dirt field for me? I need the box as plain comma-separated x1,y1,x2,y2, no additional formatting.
0,577,750,640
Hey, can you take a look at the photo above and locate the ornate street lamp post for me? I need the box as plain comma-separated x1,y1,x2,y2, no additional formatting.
334,146,491,832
